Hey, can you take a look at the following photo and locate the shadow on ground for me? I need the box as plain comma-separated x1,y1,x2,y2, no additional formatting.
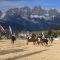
0,40,5,42
0,49,25,55
6,49,48,60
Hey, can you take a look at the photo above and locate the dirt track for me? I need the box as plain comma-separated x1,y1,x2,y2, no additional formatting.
0,39,60,60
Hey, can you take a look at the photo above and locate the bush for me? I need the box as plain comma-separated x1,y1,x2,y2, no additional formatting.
52,33,57,38
47,28,52,36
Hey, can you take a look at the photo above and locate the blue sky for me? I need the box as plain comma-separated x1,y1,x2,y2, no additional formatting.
0,0,60,12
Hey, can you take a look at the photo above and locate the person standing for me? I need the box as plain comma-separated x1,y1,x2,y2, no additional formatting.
11,33,16,44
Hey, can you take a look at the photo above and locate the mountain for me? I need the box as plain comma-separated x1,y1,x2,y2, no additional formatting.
0,7,60,31
0,11,2,18
31,6,47,16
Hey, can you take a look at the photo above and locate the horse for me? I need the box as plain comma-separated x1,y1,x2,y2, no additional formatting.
27,36,38,45
41,38,48,46
37,36,48,46
48,36,54,44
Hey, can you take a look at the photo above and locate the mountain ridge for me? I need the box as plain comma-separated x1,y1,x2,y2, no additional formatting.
0,7,60,31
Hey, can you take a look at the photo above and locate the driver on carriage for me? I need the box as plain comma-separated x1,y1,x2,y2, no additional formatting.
41,32,45,39
32,33,36,39
26,33,32,40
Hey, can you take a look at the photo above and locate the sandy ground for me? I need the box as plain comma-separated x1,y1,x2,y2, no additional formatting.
0,38,60,60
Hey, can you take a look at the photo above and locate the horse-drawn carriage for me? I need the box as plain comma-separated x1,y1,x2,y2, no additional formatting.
26,33,51,46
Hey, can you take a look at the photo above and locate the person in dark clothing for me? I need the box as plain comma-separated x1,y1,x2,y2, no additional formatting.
11,34,16,44
50,36,54,43
32,33,36,38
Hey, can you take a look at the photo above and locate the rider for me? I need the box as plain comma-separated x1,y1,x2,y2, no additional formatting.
32,33,36,39
41,32,45,39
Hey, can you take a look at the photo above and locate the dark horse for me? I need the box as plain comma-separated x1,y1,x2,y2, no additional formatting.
48,36,54,44
36,35,48,46
40,38,48,46
27,36,38,45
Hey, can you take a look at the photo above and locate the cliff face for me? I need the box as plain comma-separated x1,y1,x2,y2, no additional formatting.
0,11,2,18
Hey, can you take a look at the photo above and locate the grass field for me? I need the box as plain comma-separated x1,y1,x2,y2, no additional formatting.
0,39,60,60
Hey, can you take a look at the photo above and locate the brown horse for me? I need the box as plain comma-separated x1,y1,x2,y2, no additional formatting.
27,37,38,45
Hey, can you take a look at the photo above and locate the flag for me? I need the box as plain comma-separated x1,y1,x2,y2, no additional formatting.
9,26,12,35
0,25,5,33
